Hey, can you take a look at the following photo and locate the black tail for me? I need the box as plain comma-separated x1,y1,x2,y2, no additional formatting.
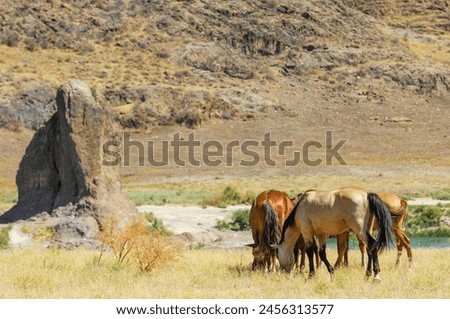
262,201,281,250
367,193,394,252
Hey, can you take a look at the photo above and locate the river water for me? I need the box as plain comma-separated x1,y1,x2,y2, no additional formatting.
327,237,450,249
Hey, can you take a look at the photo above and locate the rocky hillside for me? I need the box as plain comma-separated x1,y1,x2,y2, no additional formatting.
0,0,449,130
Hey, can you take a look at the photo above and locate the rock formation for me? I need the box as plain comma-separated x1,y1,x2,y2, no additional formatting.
0,80,138,247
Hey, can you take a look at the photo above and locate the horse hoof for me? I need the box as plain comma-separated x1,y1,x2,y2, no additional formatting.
373,274,381,282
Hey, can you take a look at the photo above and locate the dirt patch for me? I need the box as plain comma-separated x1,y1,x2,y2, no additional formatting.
138,205,251,249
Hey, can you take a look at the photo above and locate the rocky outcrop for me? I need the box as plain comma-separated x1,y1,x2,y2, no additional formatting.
0,86,56,130
0,80,138,247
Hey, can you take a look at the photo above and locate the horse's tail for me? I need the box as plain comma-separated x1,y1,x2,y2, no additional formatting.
367,193,394,252
261,201,281,253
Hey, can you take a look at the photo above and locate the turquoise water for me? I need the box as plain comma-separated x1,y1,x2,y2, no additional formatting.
326,237,450,249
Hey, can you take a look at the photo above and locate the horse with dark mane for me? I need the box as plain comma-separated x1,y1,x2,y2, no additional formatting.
246,190,319,272
334,192,412,268
273,187,394,281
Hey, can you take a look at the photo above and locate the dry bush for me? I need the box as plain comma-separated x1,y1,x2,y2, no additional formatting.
133,231,182,272
98,218,182,272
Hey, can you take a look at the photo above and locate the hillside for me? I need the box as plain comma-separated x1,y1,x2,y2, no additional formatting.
0,0,449,195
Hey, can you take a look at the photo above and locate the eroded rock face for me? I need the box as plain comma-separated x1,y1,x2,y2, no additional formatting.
1,80,137,247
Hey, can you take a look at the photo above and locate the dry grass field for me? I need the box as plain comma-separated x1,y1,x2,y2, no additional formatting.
0,247,448,299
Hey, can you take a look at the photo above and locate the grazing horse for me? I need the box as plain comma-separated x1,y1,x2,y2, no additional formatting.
274,187,394,281
334,192,412,268
246,190,319,272
246,190,294,271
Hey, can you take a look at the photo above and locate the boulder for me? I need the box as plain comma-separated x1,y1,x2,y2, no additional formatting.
0,80,138,246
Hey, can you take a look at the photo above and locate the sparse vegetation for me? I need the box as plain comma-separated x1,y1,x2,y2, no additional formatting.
143,212,173,236
402,189,450,201
405,205,450,237
124,188,212,206
216,209,251,231
202,186,253,208
97,218,181,273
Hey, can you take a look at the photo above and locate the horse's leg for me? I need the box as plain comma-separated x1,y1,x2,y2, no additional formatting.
300,246,307,272
394,227,413,268
317,235,334,277
271,254,277,272
365,233,376,280
395,233,403,266
298,236,307,272
372,246,381,282
358,237,366,267
313,237,320,269
305,240,316,278
293,240,300,271
334,232,347,268
344,233,349,266
268,250,278,272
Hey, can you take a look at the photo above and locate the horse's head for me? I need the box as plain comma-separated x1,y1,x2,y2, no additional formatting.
246,243,265,263
272,243,294,273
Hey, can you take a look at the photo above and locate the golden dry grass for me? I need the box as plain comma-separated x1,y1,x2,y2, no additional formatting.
0,247,448,299
404,38,450,67
0,40,188,99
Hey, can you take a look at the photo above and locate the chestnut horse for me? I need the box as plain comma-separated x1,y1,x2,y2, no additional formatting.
274,187,393,281
334,192,412,268
246,190,318,272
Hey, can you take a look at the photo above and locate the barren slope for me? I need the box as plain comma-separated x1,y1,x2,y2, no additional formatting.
0,0,449,198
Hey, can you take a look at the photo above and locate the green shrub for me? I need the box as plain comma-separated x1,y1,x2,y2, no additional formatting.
429,189,450,200
216,209,250,231
401,189,450,200
405,205,450,237
143,212,173,236
202,186,252,208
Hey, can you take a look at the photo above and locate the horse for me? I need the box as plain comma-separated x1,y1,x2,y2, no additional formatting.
246,190,319,272
334,192,412,268
273,187,394,281
246,189,293,271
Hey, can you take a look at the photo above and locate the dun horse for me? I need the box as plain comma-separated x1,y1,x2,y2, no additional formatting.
334,192,412,268
247,190,318,272
273,187,394,281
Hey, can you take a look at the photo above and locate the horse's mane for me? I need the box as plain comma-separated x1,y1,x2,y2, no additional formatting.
279,190,314,244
